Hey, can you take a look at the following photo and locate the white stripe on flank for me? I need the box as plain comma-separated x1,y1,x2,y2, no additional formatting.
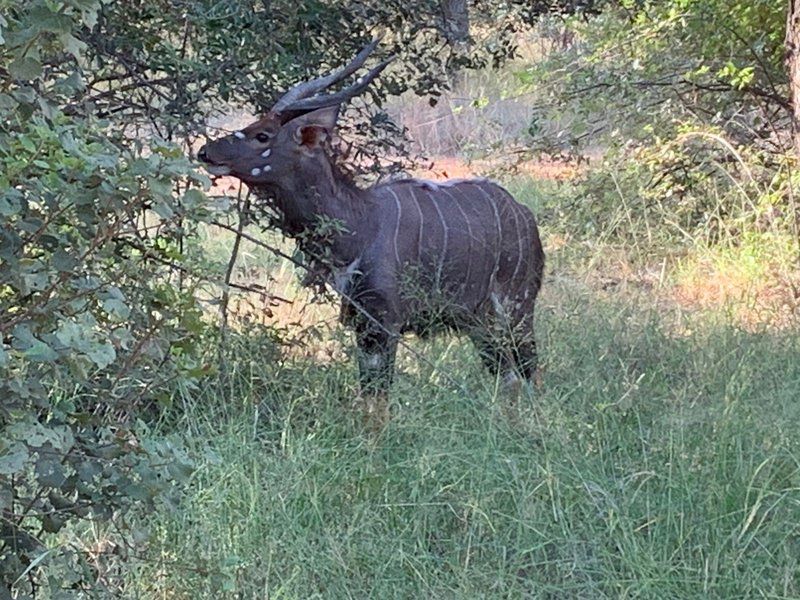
475,183,503,279
386,187,403,266
507,197,524,282
429,189,450,283
439,186,472,289
409,186,425,263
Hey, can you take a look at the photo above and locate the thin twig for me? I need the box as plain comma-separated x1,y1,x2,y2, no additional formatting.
220,184,251,332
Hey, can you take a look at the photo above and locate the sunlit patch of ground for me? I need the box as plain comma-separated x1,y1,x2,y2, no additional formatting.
672,260,800,331
413,154,579,181
207,175,242,197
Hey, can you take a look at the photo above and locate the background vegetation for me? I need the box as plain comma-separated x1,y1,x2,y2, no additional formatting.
1,0,799,597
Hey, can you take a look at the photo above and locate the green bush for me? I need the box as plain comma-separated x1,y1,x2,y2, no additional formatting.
0,2,211,594
0,0,539,593
523,1,794,254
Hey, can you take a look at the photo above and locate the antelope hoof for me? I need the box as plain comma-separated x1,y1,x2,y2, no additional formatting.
355,391,390,432
499,373,522,425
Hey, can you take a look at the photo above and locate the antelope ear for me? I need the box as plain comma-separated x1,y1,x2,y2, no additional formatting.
291,105,340,150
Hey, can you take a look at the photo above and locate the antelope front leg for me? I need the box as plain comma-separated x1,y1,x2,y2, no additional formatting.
355,327,397,430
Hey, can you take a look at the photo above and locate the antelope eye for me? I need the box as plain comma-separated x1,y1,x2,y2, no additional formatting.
256,132,271,143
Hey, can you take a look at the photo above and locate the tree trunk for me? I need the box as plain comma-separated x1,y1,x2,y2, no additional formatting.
440,0,470,48
787,0,800,155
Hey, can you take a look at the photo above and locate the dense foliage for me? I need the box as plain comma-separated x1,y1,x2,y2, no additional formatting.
528,0,795,249
0,1,212,595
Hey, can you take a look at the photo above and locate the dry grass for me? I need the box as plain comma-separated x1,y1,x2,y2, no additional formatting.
412,155,578,181
672,255,800,331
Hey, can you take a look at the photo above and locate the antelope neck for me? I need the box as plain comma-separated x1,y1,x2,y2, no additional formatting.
254,173,376,267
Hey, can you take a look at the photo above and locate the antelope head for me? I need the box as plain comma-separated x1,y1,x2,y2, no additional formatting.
198,40,391,191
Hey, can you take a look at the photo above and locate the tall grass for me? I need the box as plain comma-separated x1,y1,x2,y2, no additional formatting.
124,266,800,597
387,60,535,158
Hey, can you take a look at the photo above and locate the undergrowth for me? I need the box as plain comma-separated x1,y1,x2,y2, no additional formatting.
120,267,800,598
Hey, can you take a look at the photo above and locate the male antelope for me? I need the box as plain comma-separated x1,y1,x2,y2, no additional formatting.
198,41,545,425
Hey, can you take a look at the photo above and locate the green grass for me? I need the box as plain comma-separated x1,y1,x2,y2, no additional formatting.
123,273,800,598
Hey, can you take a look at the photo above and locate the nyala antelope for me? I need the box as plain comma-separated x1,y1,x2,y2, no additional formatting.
198,40,545,426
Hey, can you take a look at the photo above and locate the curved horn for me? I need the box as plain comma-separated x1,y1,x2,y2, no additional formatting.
272,38,381,113
279,57,393,113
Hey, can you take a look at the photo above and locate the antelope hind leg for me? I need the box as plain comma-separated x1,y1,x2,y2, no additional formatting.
355,332,397,431
357,390,390,431
471,333,523,422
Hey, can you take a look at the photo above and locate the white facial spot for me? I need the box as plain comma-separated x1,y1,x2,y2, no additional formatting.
262,165,272,172
261,149,271,158
251,167,261,176
234,131,246,139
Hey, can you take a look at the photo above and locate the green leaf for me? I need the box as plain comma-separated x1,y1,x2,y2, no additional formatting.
29,4,72,34
82,6,99,29
103,298,131,320
87,342,116,369
52,249,79,272
0,93,16,111
122,481,152,502
36,456,66,488
9,422,69,449
24,339,58,363
22,269,50,293
19,136,37,152
0,189,24,216
41,513,65,534
147,176,174,200
182,189,206,208
55,320,84,350
77,460,101,483
54,70,85,94
167,459,194,482
59,33,87,59
0,442,29,476
9,57,42,81
153,201,175,219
